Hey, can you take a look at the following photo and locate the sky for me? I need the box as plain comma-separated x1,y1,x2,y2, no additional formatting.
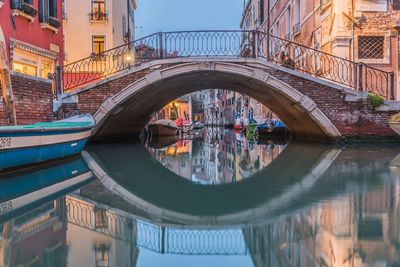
135,0,245,38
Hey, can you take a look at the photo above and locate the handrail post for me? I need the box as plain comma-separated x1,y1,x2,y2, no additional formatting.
266,33,270,60
358,63,363,91
251,30,256,58
158,32,164,59
56,66,63,100
390,71,395,100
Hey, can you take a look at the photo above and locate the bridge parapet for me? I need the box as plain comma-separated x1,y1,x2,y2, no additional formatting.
59,30,395,100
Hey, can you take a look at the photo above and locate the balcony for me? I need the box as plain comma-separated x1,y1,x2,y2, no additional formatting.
89,12,108,23
11,0,38,22
40,16,61,33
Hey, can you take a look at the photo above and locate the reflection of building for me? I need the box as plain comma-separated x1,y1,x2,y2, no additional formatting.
0,0,64,79
202,89,273,126
63,0,136,64
244,177,400,267
151,95,192,122
0,199,67,267
147,140,193,180
147,129,286,185
66,195,139,267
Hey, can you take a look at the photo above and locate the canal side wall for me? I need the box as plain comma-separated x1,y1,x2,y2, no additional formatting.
0,72,54,125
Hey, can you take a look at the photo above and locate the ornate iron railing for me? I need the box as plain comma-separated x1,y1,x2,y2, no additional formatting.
66,196,247,255
59,30,395,99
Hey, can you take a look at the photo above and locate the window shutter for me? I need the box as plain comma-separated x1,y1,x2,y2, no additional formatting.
54,0,58,17
38,0,44,22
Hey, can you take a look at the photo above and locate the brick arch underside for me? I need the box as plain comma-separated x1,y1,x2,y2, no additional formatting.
92,68,341,142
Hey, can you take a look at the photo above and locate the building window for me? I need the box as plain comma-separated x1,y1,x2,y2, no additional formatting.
94,208,108,229
92,35,106,55
358,36,384,59
285,7,291,36
13,61,37,76
91,0,107,21
94,244,110,267
11,0,38,19
39,0,60,29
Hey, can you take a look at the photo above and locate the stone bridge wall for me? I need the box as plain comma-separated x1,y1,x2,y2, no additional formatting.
60,65,173,118
267,69,397,139
60,60,399,141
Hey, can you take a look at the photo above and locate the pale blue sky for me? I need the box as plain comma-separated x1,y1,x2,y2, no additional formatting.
135,0,244,38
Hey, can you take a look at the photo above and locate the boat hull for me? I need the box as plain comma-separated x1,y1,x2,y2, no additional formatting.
0,128,92,171
257,127,287,136
389,122,400,136
148,124,178,136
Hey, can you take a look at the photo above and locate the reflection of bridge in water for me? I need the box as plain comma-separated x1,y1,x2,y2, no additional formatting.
66,195,248,255
2,144,400,266
73,142,400,265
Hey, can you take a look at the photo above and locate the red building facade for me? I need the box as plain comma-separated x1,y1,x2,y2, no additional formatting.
0,0,64,79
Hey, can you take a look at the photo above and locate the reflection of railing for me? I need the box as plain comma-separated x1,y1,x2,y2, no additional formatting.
59,30,395,99
66,196,247,255
66,197,134,241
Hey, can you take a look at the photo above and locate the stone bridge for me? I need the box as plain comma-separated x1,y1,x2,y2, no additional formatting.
58,30,400,142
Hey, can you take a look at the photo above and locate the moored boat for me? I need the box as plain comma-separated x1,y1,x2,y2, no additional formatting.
389,113,400,136
191,121,205,130
0,114,95,171
245,118,258,139
148,119,178,136
256,119,288,136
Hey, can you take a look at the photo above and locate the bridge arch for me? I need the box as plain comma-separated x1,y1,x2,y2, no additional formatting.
92,59,341,141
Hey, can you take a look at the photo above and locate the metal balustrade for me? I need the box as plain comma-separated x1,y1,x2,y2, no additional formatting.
58,30,395,100
66,197,247,255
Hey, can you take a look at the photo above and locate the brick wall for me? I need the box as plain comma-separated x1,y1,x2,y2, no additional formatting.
268,69,398,140
70,64,174,116
11,73,54,125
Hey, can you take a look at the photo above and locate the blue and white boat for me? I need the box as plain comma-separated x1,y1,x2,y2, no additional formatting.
0,114,95,171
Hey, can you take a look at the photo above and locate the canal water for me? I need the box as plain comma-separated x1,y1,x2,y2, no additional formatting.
1,128,400,266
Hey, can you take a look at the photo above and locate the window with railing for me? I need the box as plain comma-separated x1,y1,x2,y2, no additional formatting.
39,0,61,29
11,0,38,18
358,36,384,59
94,207,108,228
90,0,107,21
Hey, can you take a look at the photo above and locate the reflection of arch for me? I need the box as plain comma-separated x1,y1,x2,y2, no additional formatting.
91,59,341,141
82,142,341,226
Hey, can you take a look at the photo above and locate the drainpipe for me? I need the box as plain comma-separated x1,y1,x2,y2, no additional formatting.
394,24,400,100
266,0,270,60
